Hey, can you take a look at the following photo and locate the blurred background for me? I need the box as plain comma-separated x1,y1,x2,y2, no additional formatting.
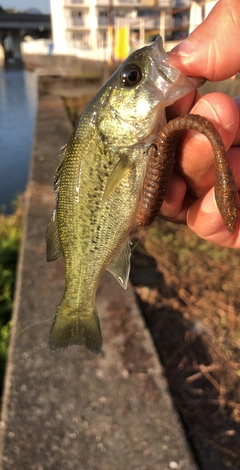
1,2,240,469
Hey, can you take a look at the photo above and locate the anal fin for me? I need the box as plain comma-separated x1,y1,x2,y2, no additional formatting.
107,240,131,289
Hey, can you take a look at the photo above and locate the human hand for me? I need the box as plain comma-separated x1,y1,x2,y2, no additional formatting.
160,0,240,248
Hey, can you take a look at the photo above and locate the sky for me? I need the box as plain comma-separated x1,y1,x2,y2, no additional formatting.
0,0,50,13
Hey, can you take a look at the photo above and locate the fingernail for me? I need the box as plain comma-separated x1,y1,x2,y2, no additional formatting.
193,97,236,134
190,99,222,143
201,189,218,213
171,39,196,56
192,98,220,125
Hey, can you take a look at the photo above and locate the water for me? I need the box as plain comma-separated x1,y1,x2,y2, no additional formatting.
0,64,37,213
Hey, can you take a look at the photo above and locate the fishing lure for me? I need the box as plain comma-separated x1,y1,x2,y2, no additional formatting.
136,114,238,234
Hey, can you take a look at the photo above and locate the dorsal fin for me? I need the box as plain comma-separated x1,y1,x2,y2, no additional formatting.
54,144,68,192
46,208,63,262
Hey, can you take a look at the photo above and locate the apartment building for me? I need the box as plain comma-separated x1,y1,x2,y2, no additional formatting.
50,0,217,55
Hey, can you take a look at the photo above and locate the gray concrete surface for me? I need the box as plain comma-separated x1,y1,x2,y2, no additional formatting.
23,53,118,81
0,88,197,470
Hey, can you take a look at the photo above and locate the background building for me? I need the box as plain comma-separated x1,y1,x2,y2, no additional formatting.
50,0,217,57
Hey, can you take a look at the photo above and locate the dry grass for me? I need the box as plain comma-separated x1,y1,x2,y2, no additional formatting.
130,220,240,469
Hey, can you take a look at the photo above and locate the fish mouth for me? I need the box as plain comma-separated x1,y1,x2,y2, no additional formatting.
143,36,205,111
149,36,205,93
148,37,180,86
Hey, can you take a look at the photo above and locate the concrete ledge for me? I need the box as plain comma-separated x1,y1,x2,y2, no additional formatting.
22,53,118,80
0,89,197,470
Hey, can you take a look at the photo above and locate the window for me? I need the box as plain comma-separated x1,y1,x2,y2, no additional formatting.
99,10,108,26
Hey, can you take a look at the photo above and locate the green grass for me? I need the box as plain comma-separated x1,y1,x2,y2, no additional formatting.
0,202,22,396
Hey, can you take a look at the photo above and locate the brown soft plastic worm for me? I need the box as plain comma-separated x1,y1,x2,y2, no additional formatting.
136,114,239,234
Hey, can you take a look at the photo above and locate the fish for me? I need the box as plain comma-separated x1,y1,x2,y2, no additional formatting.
46,37,235,354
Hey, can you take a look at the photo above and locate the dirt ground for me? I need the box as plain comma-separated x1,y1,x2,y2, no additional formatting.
63,77,240,469
130,221,240,470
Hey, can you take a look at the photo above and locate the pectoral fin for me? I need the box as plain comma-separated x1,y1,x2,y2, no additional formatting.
102,158,133,203
46,209,63,262
107,240,131,289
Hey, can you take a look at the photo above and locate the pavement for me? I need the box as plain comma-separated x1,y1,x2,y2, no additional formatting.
0,86,198,470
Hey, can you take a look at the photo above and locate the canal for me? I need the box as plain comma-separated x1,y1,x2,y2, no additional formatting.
0,63,37,213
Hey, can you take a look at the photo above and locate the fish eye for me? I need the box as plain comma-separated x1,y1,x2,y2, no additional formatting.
120,64,142,87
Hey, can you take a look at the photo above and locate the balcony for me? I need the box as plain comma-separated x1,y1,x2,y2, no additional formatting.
114,14,160,29
157,0,172,6
96,0,140,5
172,0,191,6
138,0,158,5
96,0,171,6
95,0,173,5
98,16,109,26
64,0,89,7
117,0,145,4
66,17,88,29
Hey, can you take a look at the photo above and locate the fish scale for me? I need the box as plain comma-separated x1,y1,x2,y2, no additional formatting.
48,115,146,352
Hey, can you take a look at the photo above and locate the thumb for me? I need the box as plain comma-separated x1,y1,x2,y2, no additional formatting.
169,0,240,81
187,188,240,248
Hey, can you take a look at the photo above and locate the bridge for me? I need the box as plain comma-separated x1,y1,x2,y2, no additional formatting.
0,12,51,60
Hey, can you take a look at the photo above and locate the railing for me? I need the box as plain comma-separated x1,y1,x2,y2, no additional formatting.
71,17,84,26
65,17,87,28
158,0,172,5
117,0,140,3
64,0,89,6
172,0,191,6
96,0,172,4
65,13,161,30
114,15,160,29
98,16,109,26
20,38,111,61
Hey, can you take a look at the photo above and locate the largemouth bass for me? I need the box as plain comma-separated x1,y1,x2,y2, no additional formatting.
46,37,237,354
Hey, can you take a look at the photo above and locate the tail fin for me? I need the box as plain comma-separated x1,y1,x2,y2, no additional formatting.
49,301,102,354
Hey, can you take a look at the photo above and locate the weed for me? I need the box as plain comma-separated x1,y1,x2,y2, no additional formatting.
0,200,22,397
